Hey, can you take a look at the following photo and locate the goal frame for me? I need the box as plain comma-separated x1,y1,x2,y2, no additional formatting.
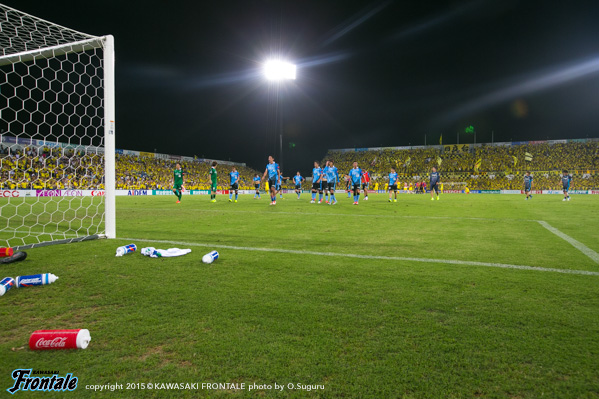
0,30,116,243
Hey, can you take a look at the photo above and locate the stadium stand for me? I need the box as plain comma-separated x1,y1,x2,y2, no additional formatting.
323,140,599,191
1,139,597,191
0,143,261,190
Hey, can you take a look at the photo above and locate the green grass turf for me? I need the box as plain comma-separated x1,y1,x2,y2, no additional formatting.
1,193,598,398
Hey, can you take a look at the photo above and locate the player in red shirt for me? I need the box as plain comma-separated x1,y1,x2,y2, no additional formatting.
361,169,370,200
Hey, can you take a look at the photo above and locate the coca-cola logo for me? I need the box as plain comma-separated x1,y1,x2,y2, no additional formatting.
36,337,68,348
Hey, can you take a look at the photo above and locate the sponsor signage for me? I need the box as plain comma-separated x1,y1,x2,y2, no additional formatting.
63,190,84,197
35,190,85,197
152,190,180,195
0,190,20,197
127,190,148,196
36,190,62,197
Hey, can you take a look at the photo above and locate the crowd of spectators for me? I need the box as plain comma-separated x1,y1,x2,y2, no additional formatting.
323,141,599,191
0,144,261,190
1,141,597,191
115,155,260,190
0,145,103,190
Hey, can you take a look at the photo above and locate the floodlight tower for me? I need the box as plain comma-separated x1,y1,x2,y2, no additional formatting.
263,59,296,173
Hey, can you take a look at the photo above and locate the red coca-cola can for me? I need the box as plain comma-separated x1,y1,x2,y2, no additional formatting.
29,329,91,350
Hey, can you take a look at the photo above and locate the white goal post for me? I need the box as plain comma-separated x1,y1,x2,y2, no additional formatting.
0,3,115,249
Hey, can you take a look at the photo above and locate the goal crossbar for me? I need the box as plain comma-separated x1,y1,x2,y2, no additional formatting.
0,37,105,66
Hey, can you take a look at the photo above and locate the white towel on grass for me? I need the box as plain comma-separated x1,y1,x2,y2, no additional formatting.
141,247,191,258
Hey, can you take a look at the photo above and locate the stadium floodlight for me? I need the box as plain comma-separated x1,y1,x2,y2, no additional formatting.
263,60,296,81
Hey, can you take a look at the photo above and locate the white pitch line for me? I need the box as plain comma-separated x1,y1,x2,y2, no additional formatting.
537,221,599,264
121,237,599,276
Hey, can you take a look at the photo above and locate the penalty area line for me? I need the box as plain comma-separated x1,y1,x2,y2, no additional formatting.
537,221,599,264
122,237,599,276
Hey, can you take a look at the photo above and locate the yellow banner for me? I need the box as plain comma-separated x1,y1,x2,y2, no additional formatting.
474,158,482,172
139,151,155,158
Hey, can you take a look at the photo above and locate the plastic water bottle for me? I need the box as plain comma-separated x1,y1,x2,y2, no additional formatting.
16,273,59,288
116,244,137,257
202,250,219,264
0,277,15,296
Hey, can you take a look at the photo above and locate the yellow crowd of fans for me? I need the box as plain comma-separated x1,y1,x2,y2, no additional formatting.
323,141,599,191
0,146,261,190
115,155,260,190
1,141,597,191
0,146,103,190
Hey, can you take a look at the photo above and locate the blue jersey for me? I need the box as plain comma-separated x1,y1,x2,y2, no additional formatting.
349,167,362,185
293,175,303,185
327,166,339,183
562,175,571,189
266,162,279,180
389,172,398,186
524,175,533,188
312,167,322,182
321,166,329,182
230,171,239,184
430,171,440,185
253,176,260,185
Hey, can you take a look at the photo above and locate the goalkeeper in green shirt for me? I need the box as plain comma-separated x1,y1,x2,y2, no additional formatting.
210,161,218,202
172,163,184,203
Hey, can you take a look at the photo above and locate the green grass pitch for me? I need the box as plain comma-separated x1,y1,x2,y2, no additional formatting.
1,193,598,398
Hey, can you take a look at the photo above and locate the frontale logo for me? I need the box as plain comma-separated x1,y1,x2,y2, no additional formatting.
7,369,78,394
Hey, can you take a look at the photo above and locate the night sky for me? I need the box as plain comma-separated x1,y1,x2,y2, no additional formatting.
4,0,599,174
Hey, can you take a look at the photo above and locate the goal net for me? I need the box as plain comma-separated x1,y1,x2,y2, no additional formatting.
0,3,115,249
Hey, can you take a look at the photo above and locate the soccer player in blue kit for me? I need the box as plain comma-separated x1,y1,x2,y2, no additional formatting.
293,172,304,199
321,161,329,203
327,160,339,205
562,170,572,201
311,161,323,204
388,167,398,202
430,166,440,201
253,174,261,199
229,167,239,202
523,171,533,200
262,155,281,205
348,161,363,205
